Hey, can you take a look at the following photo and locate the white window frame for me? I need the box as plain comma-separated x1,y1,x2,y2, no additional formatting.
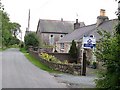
49,34,54,45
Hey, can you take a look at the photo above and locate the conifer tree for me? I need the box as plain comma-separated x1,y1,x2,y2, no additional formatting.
69,40,78,63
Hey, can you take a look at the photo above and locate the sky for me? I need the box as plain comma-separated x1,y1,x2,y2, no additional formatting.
2,0,118,40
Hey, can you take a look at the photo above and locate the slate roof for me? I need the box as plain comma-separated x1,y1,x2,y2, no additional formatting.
57,19,118,43
89,19,118,41
36,19,85,34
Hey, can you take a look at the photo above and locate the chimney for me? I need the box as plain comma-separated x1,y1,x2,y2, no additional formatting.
96,9,109,27
61,18,63,22
74,19,80,30
100,9,105,16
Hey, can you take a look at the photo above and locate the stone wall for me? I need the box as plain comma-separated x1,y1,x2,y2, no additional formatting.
29,49,81,75
48,53,75,63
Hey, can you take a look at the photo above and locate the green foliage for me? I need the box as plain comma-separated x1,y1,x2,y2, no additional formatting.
69,40,78,63
40,53,61,64
20,42,24,48
92,61,97,69
95,29,120,89
9,37,20,45
24,32,39,49
10,22,21,38
0,1,21,47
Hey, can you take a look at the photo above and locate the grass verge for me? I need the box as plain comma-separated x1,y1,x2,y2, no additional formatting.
20,48,60,73
0,47,8,51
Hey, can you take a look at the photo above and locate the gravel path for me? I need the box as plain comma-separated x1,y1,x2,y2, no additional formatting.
2,48,66,88
51,72,96,88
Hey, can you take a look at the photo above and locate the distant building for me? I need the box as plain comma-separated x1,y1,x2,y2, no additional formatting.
36,19,85,47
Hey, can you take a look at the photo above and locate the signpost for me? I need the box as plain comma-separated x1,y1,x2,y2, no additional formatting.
81,36,96,76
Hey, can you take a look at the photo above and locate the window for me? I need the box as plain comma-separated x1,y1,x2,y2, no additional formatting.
60,43,64,49
51,35,53,37
49,34,54,45
60,34,64,40
61,35,63,37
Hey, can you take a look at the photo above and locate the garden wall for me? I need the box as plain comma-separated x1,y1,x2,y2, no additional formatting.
48,53,75,63
29,48,81,75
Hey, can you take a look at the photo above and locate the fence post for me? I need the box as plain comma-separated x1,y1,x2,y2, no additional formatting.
82,50,86,76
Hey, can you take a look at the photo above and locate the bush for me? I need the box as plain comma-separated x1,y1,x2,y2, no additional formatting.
40,53,68,64
20,43,24,48
95,29,120,89
92,62,97,69
24,32,39,49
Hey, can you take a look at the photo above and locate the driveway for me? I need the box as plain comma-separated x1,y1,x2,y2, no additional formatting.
2,48,66,88
51,67,96,88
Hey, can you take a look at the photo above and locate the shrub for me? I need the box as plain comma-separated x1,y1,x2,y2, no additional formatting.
92,61,97,69
95,29,120,89
40,53,68,64
24,32,39,49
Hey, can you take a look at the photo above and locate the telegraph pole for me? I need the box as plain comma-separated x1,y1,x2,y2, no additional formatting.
28,9,30,31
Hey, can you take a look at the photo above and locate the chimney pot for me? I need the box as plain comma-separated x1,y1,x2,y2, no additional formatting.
76,19,78,23
96,9,109,27
100,9,106,16
61,18,63,22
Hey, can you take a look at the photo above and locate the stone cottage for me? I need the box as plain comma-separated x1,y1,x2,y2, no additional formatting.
56,9,118,62
36,18,85,52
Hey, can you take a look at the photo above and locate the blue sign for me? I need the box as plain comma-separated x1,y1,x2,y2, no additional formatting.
84,44,96,48
83,36,96,49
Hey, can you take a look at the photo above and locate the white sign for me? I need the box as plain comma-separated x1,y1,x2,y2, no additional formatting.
82,36,96,49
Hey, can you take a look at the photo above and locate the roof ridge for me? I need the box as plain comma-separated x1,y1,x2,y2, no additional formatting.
39,19,74,22
75,23,96,30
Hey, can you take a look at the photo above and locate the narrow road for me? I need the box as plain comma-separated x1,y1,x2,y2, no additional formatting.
2,48,66,88
0,51,2,89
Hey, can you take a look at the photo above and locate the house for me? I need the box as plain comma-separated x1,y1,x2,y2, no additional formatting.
56,9,118,62
36,18,85,48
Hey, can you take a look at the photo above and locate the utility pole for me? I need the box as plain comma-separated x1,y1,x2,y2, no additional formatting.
25,9,30,36
28,9,30,31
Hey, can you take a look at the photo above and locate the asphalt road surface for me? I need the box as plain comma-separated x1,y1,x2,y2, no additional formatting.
2,48,66,88
0,51,2,89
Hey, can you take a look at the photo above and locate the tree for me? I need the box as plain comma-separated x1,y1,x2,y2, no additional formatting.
69,40,78,63
10,22,21,38
24,32,39,49
95,1,120,89
0,0,21,47
95,19,120,90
